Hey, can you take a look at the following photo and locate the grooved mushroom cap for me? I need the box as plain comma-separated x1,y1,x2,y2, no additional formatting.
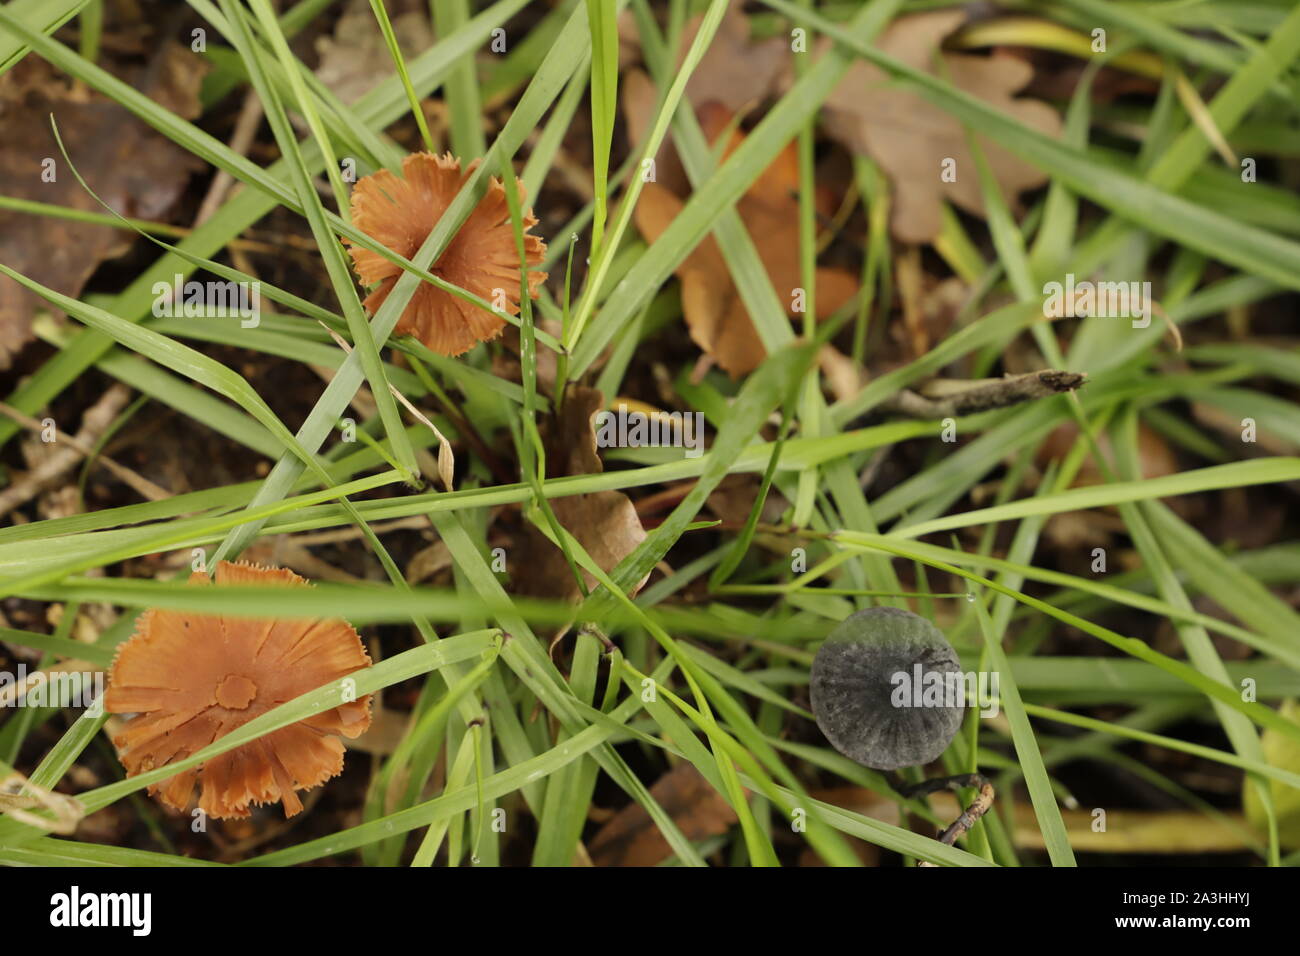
105,561,372,819
809,607,964,771
344,151,548,356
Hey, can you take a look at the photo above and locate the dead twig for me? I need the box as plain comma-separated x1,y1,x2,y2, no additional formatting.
0,385,170,516
882,369,1087,419
901,772,996,867
0,770,86,836
194,89,264,226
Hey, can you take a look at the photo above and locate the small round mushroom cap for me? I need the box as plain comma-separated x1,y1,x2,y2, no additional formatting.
809,607,964,771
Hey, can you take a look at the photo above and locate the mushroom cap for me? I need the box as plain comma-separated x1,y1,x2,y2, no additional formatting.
344,151,548,356
809,607,964,771
105,561,372,819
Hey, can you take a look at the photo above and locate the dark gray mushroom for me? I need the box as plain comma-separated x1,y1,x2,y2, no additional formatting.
809,606,965,770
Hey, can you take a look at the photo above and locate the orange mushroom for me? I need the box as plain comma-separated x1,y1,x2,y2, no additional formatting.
344,151,548,356
105,561,372,819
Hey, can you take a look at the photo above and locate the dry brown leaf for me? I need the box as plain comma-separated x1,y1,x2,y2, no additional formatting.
633,103,858,378
405,539,453,585
817,10,1061,244
994,42,1158,106
589,762,738,866
618,6,790,193
1037,419,1178,486
315,0,433,105
620,68,690,202
516,491,648,601
818,344,862,404
511,385,648,603
0,54,204,368
703,473,764,526
616,8,642,69
146,43,213,121
544,383,605,477
676,7,791,116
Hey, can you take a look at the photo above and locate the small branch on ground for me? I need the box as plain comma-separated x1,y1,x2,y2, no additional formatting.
900,772,996,867
194,89,263,227
882,369,1087,419
0,384,170,516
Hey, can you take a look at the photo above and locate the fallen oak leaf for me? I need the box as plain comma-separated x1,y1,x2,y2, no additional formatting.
524,491,649,599
620,67,691,200
145,42,213,122
675,6,791,116
818,343,863,404
633,102,859,378
619,8,791,197
815,10,1061,244
546,382,606,478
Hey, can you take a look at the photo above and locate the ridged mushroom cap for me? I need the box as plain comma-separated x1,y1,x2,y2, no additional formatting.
344,151,547,356
809,607,964,771
105,561,372,819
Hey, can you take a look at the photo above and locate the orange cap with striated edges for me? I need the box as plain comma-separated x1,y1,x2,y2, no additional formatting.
344,151,548,356
105,561,372,819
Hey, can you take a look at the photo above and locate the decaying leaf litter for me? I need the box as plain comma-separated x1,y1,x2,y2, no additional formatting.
0,0,1296,868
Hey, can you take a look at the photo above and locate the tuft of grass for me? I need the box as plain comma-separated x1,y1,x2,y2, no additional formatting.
0,0,1297,871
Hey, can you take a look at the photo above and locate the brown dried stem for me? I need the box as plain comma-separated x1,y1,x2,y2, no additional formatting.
882,369,1087,419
